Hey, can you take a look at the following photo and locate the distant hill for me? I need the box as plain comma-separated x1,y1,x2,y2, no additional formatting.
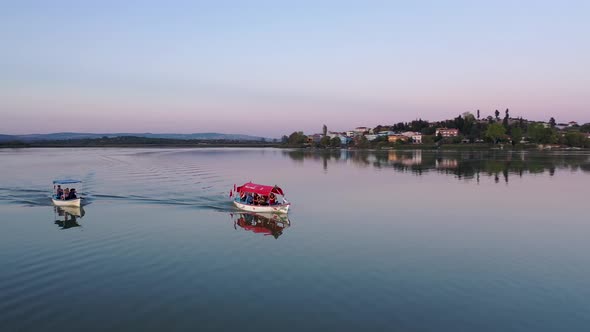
0,132,271,142
0,134,18,141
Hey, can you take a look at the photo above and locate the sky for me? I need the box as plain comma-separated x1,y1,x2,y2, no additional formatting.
1,0,589,136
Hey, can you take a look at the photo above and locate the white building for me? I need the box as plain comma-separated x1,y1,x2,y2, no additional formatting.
354,127,369,134
435,128,459,137
365,134,379,141
401,131,423,144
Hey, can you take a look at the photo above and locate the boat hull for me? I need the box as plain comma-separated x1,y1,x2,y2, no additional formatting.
52,198,81,207
233,201,290,214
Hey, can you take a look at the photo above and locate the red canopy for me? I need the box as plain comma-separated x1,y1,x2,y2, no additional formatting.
236,182,284,196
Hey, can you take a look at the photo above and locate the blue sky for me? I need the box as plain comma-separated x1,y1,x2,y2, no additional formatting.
1,0,589,136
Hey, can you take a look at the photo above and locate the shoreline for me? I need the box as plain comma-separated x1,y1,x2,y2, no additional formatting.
1,143,587,151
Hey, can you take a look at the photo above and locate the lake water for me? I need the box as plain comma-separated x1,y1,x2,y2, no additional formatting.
1,148,589,331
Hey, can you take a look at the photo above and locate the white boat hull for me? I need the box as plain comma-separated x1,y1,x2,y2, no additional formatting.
233,201,290,214
52,198,81,207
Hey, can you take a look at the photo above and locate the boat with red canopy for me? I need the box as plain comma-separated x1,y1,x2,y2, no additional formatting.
231,182,290,214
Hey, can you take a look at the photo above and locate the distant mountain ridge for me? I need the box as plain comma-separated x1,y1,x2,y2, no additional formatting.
0,132,271,142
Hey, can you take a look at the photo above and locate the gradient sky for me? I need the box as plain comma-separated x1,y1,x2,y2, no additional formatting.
1,0,589,136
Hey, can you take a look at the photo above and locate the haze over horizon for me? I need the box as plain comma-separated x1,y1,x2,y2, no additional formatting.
2,1,589,136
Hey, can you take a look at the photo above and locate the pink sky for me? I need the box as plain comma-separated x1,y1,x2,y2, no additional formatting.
1,1,588,136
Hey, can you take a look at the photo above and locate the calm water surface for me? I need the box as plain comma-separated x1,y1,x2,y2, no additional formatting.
1,148,589,331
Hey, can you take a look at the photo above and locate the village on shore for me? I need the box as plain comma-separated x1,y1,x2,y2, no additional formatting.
282,110,590,149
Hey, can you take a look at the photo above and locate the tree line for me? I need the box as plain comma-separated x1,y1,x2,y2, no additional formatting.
281,113,590,148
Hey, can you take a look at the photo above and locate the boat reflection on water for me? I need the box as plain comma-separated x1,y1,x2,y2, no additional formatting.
231,212,291,239
54,206,85,230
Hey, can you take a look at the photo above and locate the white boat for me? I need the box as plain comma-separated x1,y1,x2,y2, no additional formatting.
51,197,81,207
231,182,290,214
51,179,83,207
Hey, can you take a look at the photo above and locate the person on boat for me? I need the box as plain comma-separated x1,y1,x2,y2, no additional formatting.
246,193,254,205
253,193,259,205
67,188,77,200
259,195,269,206
269,193,276,205
239,191,246,202
62,188,70,200
56,185,63,199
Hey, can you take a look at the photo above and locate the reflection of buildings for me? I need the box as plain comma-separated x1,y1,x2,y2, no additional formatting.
232,213,291,239
435,158,458,169
388,150,422,165
54,206,85,229
284,149,590,180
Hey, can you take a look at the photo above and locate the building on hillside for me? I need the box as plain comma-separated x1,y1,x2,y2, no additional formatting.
354,127,369,135
401,131,423,144
412,134,423,144
308,134,324,144
364,134,379,141
435,128,459,137
388,134,409,143
377,131,395,137
568,121,579,127
328,131,344,139
327,132,350,145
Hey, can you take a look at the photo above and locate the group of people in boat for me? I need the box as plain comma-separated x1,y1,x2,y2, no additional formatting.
237,191,279,206
54,185,77,200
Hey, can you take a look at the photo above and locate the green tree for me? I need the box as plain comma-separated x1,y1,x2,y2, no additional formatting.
511,127,523,145
320,135,331,147
549,117,556,128
495,110,500,121
322,124,327,136
477,109,480,120
564,132,589,147
528,123,556,144
330,136,342,147
287,131,307,145
502,109,509,129
353,135,369,148
486,123,506,144
422,135,435,144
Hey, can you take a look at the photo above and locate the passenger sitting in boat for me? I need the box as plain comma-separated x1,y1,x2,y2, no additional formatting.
269,193,276,205
239,191,246,202
67,188,77,199
253,193,259,205
259,195,269,206
62,188,70,200
246,193,254,205
56,185,63,199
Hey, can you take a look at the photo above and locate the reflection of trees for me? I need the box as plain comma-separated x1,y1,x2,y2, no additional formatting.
286,150,344,165
283,149,590,182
